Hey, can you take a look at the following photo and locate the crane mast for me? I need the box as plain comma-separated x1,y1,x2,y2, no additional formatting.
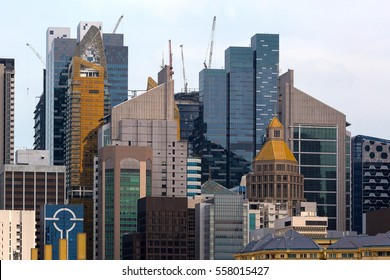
204,16,216,69
26,43,45,68
180,44,188,93
112,15,124,34
169,40,174,79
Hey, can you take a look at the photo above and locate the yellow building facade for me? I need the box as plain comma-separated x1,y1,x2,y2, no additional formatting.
235,230,390,260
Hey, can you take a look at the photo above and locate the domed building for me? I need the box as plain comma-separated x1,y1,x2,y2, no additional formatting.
246,117,304,216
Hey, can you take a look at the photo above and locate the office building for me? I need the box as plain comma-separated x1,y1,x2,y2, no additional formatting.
45,23,128,165
65,25,107,260
0,150,65,257
0,210,35,260
122,197,189,260
40,204,83,260
196,34,279,188
103,33,128,107
108,66,187,197
65,25,106,197
279,69,350,231
0,58,15,168
98,145,153,260
351,135,390,234
195,179,248,260
246,117,305,216
45,27,77,165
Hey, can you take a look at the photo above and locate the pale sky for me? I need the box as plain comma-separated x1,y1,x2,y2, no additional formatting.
1,0,390,150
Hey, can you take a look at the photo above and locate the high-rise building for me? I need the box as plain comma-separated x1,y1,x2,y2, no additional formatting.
40,204,84,260
65,25,107,260
45,27,77,165
351,135,390,234
195,34,279,188
107,66,187,197
0,150,66,257
0,210,35,260
45,23,128,165
279,69,350,231
246,117,305,216
103,33,128,107
0,58,15,168
97,145,153,260
195,179,248,260
65,25,106,197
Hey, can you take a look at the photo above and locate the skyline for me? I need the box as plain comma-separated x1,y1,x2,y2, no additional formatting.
1,0,390,150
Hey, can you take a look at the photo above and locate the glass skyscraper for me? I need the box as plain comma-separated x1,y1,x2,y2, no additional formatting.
45,24,128,165
195,34,279,188
102,33,128,107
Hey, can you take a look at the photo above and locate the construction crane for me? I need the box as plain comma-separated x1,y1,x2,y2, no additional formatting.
169,39,174,79
180,44,188,93
26,43,45,68
204,16,216,69
112,15,124,34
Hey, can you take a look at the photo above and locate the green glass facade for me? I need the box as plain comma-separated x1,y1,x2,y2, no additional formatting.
104,169,115,258
104,158,152,259
292,126,338,229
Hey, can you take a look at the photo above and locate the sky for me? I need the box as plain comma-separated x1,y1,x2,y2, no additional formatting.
1,0,390,150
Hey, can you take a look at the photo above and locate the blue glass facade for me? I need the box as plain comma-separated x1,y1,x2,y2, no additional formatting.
197,69,228,186
251,34,279,151
196,34,279,188
41,204,84,260
351,135,390,234
49,38,77,165
103,33,129,107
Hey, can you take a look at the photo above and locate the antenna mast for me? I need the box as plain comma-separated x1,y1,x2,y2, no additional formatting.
180,44,188,93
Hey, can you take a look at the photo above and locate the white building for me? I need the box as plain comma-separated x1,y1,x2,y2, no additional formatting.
0,210,35,260
275,202,328,238
187,158,201,197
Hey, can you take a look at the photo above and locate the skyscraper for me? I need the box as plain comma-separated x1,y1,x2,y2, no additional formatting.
103,33,129,107
45,27,77,165
65,25,106,197
45,23,128,165
0,58,15,168
195,34,279,188
107,66,187,197
98,145,153,259
351,135,390,234
279,69,350,231
65,26,106,259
